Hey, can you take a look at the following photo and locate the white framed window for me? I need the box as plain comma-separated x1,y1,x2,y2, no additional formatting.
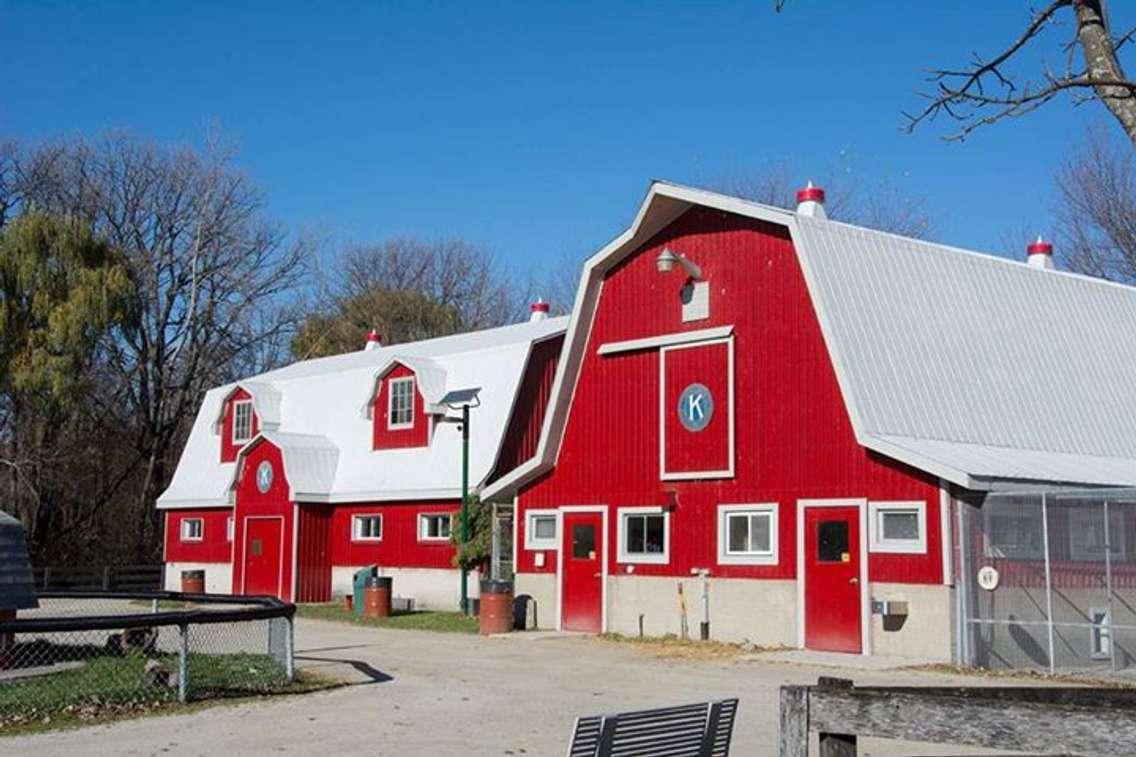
1069,508,1127,562
352,514,383,541
226,516,234,543
984,510,1044,560
418,513,452,541
231,399,254,444
525,509,558,551
388,377,415,429
180,518,203,542
717,504,778,565
868,501,927,554
1090,607,1112,660
617,507,669,564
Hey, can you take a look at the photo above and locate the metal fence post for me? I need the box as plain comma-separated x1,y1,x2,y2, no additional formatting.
285,615,295,682
1041,492,1056,675
1104,499,1118,672
955,498,971,666
178,623,189,703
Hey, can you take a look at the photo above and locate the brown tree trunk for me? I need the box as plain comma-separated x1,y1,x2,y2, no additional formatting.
1077,1,1136,145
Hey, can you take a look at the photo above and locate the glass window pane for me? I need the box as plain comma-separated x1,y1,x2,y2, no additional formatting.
817,520,848,562
748,514,771,552
533,516,555,540
727,514,749,553
572,524,595,559
645,515,664,553
627,516,646,553
881,511,919,541
438,515,451,538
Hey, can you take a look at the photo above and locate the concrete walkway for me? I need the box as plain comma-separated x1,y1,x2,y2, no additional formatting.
3,618,1031,756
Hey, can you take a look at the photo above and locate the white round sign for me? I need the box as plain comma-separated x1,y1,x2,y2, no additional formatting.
256,460,274,493
977,565,1000,591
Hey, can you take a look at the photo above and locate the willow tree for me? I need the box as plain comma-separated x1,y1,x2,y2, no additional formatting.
0,211,133,556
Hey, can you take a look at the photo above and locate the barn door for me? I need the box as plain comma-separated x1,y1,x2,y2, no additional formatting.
803,505,863,653
560,511,604,632
243,517,284,598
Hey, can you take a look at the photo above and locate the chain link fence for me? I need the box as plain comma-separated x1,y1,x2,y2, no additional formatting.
0,591,294,727
958,488,1136,676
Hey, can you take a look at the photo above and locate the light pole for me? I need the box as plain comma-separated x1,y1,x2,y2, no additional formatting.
440,388,481,615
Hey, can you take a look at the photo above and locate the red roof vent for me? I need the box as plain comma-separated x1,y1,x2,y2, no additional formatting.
364,329,382,351
796,181,827,219
1026,236,1054,270
530,298,550,322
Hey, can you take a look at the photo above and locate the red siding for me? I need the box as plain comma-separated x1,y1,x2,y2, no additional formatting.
164,508,233,563
372,364,430,450
491,334,564,480
517,207,942,584
330,501,459,569
296,505,333,602
220,387,259,463
231,441,295,601
662,341,731,475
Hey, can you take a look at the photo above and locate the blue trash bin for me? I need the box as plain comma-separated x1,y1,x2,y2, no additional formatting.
352,565,378,619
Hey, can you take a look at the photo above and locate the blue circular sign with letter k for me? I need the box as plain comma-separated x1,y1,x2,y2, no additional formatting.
677,383,713,432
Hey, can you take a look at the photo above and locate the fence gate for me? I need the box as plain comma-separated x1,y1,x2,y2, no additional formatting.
958,488,1136,673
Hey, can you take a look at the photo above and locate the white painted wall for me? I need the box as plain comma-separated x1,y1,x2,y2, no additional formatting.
330,566,481,611
164,562,233,594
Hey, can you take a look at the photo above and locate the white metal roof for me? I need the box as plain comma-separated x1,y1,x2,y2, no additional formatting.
157,317,568,509
483,181,1136,498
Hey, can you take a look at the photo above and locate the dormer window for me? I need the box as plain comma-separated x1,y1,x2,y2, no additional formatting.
232,399,254,444
388,377,415,429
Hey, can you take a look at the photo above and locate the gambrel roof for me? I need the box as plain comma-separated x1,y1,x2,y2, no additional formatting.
157,317,567,509
484,181,1136,498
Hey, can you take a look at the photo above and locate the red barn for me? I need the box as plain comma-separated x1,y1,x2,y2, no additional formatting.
157,308,565,605
484,181,1136,660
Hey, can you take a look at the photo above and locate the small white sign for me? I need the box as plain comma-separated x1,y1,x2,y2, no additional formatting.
977,565,1000,591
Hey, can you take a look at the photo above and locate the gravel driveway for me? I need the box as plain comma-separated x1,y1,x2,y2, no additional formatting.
2,618,1030,756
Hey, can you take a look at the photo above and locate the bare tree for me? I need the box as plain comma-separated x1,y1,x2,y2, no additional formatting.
899,2,1136,144
716,162,933,238
1053,126,1136,282
3,132,309,560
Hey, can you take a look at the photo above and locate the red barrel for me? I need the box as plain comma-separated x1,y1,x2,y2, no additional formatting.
181,569,205,594
479,580,514,635
363,576,392,619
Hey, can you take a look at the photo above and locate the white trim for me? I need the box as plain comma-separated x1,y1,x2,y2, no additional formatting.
939,482,953,585
555,505,609,633
291,503,299,601
796,498,870,656
658,336,736,481
387,376,416,430
1090,606,1112,659
867,500,927,554
417,512,454,542
180,517,204,542
716,503,779,565
524,509,559,551
231,399,254,445
597,325,734,356
239,514,287,599
226,516,234,543
615,506,670,565
351,513,384,542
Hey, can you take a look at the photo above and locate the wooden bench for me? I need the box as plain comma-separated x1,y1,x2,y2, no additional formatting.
567,698,739,757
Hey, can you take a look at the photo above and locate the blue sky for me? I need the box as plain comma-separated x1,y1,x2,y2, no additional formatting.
1,2,1125,280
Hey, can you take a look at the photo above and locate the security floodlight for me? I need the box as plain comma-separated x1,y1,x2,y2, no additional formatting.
656,247,702,279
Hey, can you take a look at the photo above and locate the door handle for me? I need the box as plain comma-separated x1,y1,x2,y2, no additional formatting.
849,577,859,585
593,572,602,578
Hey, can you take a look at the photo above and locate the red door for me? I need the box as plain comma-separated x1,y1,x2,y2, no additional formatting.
804,506,862,653
561,511,604,632
244,517,283,597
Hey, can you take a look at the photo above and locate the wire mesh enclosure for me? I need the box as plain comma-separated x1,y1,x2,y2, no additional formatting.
0,591,294,727
958,488,1136,674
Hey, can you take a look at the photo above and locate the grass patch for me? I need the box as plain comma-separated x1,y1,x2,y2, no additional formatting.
296,603,478,634
597,632,783,660
0,669,337,737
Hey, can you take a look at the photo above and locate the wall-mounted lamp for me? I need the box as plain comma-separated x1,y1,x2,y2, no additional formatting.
656,247,703,280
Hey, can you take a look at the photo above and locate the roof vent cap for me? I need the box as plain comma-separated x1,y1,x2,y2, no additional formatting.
364,330,382,351
1027,236,1054,270
530,298,550,322
796,181,827,220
